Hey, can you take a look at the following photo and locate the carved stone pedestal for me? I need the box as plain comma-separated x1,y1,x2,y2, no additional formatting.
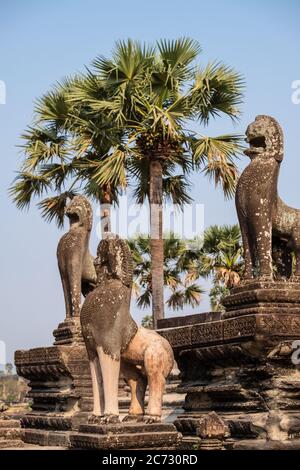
53,317,83,345
222,281,300,318
15,318,92,446
158,298,300,450
69,422,182,450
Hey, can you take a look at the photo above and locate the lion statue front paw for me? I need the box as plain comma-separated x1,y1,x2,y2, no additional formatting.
122,414,142,423
141,414,161,424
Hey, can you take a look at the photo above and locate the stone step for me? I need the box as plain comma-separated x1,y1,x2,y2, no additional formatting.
0,419,21,428
79,422,176,435
70,429,181,450
23,429,69,447
0,428,23,439
0,439,24,449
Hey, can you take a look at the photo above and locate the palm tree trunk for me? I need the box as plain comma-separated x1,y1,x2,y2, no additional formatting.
100,187,112,237
149,158,164,328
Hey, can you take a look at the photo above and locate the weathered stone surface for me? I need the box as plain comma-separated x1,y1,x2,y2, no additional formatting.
70,422,181,450
23,429,69,447
195,412,230,440
0,419,20,428
15,339,92,445
0,417,24,448
158,310,300,447
53,317,83,345
0,427,23,439
223,281,300,319
79,422,174,435
0,439,24,449
157,312,221,329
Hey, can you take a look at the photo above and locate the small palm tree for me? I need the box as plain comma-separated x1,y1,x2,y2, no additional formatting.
128,233,203,315
190,225,244,311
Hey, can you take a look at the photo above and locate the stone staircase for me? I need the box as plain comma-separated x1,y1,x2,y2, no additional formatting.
0,416,24,449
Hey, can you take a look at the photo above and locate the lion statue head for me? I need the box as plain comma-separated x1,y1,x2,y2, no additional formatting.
65,195,93,231
94,234,133,287
244,115,284,162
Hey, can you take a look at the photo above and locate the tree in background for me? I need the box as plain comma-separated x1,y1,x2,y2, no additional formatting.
187,225,244,311
141,315,154,330
5,363,13,376
128,233,204,320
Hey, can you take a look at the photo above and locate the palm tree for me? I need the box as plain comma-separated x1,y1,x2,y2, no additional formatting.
128,233,203,317
10,38,244,326
188,225,244,311
69,38,244,325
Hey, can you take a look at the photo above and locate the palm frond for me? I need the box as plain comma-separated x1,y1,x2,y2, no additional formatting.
153,38,201,98
34,78,76,127
40,162,75,191
9,172,51,209
190,62,245,123
190,134,244,198
38,191,78,228
136,288,152,309
20,126,69,171
90,147,128,188
163,175,193,205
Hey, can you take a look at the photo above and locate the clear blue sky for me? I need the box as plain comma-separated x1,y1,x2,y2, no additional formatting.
0,0,299,365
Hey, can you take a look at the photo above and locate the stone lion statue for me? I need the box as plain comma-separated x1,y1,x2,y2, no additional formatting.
80,234,174,424
236,115,300,281
57,195,97,318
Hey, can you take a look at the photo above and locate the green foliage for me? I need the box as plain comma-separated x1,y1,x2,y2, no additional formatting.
129,233,204,311
141,315,154,329
209,284,230,312
191,225,244,311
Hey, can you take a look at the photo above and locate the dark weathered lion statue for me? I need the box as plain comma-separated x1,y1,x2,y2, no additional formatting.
80,234,174,424
236,115,300,281
57,195,96,318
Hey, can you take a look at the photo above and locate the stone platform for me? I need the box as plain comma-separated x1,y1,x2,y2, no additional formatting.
222,280,300,318
70,422,181,450
14,318,93,446
157,298,300,449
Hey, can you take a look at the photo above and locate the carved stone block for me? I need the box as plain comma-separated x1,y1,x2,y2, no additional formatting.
223,281,300,319
69,422,182,450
